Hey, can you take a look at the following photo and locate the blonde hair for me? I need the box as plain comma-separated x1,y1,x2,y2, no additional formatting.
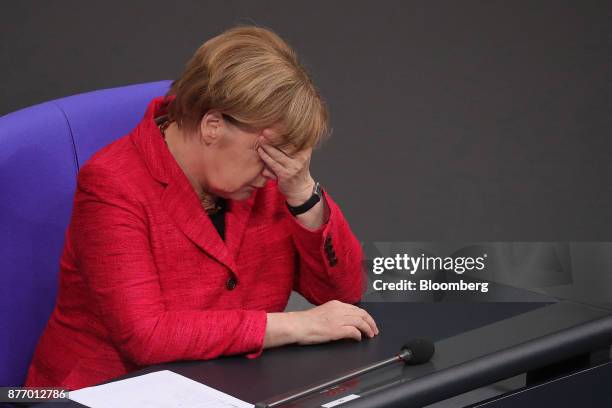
165,25,329,151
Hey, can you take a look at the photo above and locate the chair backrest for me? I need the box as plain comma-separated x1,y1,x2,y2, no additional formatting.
0,80,172,386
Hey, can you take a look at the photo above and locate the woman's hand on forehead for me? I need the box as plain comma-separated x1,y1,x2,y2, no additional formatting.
257,129,314,203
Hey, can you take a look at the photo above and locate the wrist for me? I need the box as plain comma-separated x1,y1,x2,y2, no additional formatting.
264,312,301,348
285,311,304,343
285,178,316,207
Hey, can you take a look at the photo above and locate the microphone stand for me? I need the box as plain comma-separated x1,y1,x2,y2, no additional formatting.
255,348,412,408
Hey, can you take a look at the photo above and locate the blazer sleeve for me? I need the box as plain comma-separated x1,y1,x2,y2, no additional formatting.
288,190,367,305
71,163,267,366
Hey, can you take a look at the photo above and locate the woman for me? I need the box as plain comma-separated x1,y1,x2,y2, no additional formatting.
25,25,378,390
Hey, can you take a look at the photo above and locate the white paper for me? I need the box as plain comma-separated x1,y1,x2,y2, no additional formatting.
321,394,361,407
69,370,253,408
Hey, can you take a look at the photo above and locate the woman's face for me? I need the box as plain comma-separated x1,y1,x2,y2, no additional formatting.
197,112,280,200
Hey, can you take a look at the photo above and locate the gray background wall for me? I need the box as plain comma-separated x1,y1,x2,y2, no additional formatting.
2,0,611,244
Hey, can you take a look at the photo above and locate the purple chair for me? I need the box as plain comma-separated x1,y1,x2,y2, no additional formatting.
0,80,172,386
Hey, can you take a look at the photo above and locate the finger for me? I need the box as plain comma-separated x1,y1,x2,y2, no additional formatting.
259,140,292,166
342,315,375,338
261,166,277,180
362,314,379,336
260,129,292,154
336,326,362,342
355,308,379,335
344,305,379,335
257,146,285,175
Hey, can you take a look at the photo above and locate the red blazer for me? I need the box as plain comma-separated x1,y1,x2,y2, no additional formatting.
24,96,365,390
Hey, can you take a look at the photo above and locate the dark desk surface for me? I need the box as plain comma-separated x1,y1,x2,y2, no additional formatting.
32,301,561,407
30,282,612,408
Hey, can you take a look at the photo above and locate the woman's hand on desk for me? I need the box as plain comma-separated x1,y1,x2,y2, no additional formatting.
264,300,379,349
292,300,380,345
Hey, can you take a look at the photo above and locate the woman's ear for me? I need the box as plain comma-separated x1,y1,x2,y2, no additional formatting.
199,110,224,145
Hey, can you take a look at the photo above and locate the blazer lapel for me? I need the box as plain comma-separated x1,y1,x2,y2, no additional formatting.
161,175,235,272
162,175,258,277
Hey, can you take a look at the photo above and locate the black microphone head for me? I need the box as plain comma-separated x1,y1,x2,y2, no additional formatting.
401,339,435,365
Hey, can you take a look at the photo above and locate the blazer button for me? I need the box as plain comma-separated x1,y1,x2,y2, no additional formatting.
226,276,238,291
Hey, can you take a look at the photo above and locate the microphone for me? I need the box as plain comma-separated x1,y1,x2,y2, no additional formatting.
254,339,435,408
402,338,435,364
